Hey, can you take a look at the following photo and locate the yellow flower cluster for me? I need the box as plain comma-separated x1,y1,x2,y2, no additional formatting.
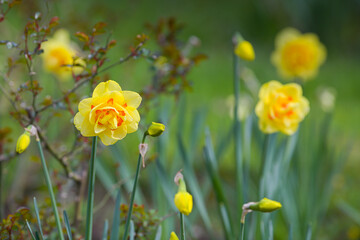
74,80,141,145
255,80,309,135
41,29,85,80
271,28,326,80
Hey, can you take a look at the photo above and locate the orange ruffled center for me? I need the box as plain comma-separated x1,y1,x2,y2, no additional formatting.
267,93,295,121
90,98,129,133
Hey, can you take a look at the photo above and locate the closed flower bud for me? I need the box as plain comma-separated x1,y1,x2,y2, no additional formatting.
174,191,193,215
147,122,165,137
235,41,255,61
16,132,31,153
174,177,193,215
249,198,282,212
169,231,179,240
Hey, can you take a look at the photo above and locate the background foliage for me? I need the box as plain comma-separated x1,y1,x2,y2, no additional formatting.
0,0,359,239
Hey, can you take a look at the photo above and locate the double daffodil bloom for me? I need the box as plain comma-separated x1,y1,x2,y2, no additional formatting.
271,28,326,80
41,29,85,80
74,80,141,145
255,80,309,135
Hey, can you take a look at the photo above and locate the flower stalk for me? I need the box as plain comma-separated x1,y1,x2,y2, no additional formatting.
233,38,244,216
36,137,65,240
180,213,185,240
85,136,98,240
122,133,147,240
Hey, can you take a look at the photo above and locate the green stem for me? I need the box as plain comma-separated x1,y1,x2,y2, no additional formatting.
240,221,245,240
36,139,65,240
85,136,98,240
122,134,147,240
233,52,243,216
180,213,185,240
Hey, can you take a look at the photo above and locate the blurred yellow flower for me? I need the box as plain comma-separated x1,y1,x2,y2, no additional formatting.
16,131,30,153
41,29,85,80
147,122,165,137
154,56,168,69
235,40,255,61
249,198,282,212
174,191,193,215
74,80,141,146
347,225,360,240
255,80,309,135
271,28,326,80
169,232,179,240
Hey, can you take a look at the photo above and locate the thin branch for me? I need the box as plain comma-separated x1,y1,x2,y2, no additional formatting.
35,125,82,183
36,44,143,114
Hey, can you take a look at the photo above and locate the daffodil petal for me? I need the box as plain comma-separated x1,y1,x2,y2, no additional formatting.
93,80,122,98
98,130,118,146
122,91,142,108
78,98,93,115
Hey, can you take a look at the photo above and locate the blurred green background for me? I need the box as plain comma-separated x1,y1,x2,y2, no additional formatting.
1,0,360,239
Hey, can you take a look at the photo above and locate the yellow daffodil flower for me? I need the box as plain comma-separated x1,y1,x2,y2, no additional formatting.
147,122,165,137
169,231,179,240
255,80,309,135
235,40,255,61
16,131,31,153
271,28,326,81
74,80,141,145
249,198,282,212
41,29,85,80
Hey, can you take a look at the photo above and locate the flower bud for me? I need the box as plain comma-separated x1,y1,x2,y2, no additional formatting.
146,122,165,137
169,231,179,240
249,198,282,212
235,40,255,61
16,131,31,154
174,191,193,216
174,177,193,215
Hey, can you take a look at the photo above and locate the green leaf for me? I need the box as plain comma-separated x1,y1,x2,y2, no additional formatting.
110,189,121,240
203,128,234,239
155,225,162,240
25,220,36,240
102,219,109,240
63,210,72,240
337,201,360,225
129,220,135,240
33,197,44,239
